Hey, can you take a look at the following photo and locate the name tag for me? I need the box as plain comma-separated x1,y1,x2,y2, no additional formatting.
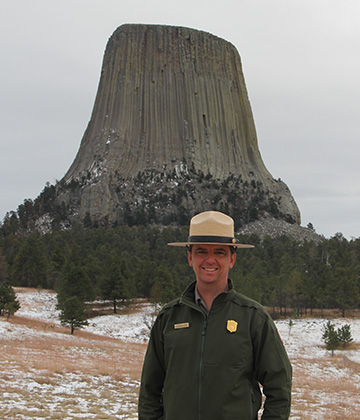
174,322,190,329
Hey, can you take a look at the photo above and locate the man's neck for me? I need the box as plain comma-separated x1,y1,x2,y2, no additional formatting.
196,280,228,311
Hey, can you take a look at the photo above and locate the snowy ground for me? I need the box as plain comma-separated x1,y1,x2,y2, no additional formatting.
1,289,360,419
276,317,360,364
6,288,155,343
9,288,360,362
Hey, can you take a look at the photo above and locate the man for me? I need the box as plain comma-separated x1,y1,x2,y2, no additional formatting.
138,211,292,420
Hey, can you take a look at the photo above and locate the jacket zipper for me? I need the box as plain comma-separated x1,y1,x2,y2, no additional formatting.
198,316,208,420
249,385,254,419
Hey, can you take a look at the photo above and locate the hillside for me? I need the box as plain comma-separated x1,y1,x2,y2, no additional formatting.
0,288,359,419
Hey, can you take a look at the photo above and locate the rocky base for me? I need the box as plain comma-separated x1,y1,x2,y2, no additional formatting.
55,165,298,231
238,215,324,244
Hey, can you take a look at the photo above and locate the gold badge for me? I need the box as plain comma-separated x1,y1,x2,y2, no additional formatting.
227,320,238,333
174,322,190,329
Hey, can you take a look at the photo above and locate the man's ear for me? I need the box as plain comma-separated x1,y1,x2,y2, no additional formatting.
187,250,193,267
229,252,236,269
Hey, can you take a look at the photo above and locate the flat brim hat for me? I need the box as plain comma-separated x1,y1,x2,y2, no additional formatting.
168,211,254,248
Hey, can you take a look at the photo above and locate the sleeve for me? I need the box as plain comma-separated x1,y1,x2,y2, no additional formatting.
253,313,292,420
138,314,166,420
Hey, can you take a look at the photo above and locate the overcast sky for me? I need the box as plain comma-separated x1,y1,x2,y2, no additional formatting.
1,0,359,239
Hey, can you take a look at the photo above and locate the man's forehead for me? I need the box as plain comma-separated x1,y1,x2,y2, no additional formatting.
192,244,231,251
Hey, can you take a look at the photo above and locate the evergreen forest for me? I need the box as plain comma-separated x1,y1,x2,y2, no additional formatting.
1,224,359,317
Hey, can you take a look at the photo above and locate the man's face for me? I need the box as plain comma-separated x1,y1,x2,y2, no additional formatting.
188,244,236,287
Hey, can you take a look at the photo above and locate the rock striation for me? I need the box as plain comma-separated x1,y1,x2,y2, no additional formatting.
51,24,300,229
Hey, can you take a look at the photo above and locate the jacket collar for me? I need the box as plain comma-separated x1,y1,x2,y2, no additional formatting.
181,279,235,308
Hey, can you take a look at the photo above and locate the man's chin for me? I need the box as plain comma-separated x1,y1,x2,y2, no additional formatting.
198,275,219,284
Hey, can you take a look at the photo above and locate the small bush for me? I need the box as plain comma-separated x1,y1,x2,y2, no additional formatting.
322,321,354,354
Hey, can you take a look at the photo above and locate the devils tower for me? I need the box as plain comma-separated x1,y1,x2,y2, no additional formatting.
50,24,300,229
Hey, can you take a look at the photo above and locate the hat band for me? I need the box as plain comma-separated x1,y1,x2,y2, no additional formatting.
188,235,238,244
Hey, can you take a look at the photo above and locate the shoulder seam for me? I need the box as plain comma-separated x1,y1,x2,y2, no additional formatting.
159,298,181,314
230,293,268,316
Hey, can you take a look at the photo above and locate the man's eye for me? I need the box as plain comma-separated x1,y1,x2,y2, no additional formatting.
196,250,207,255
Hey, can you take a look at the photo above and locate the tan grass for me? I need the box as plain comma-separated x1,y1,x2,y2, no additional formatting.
290,355,360,419
0,316,145,419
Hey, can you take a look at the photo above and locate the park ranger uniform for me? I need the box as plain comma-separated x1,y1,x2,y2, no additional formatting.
138,279,292,420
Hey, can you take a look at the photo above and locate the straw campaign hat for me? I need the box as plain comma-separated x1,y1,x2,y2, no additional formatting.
168,211,254,248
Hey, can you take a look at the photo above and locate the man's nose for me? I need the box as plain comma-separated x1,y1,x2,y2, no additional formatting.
205,253,217,263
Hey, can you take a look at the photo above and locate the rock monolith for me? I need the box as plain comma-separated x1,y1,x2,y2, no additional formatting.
53,24,300,229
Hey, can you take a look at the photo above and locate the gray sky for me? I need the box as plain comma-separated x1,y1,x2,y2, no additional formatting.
1,0,359,239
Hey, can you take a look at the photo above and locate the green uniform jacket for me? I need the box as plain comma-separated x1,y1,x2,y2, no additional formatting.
138,280,292,420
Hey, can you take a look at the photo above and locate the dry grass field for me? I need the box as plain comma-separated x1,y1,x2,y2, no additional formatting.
0,289,359,419
0,316,146,419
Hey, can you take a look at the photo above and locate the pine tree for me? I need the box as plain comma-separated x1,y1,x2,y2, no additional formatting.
0,249,8,282
0,282,20,318
11,234,48,288
150,267,177,306
59,296,88,334
57,266,94,308
337,324,353,349
322,321,339,355
332,267,359,317
288,268,304,317
4,299,21,320
99,253,134,313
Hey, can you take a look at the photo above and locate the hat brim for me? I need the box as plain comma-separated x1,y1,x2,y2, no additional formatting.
168,241,254,248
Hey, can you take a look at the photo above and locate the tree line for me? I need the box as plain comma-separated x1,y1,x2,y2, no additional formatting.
0,225,359,317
